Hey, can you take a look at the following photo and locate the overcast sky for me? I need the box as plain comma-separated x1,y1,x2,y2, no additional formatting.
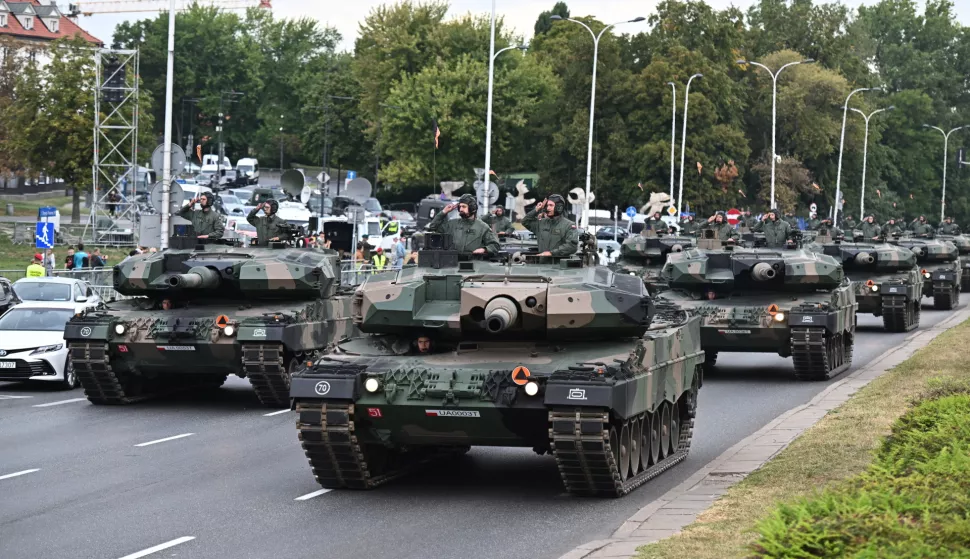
75,0,967,51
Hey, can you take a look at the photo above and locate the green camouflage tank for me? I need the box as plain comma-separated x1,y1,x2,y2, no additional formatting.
807,239,922,332
615,231,696,292
889,237,961,310
289,242,705,497
658,242,856,380
63,241,354,407
935,234,970,291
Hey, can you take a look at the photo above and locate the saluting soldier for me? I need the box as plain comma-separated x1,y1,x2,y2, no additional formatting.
483,205,516,236
177,192,225,239
939,217,961,235
753,208,791,249
817,217,843,239
911,215,934,237
859,215,882,240
427,194,500,255
679,215,698,236
521,194,580,257
247,199,290,245
883,217,904,237
701,212,740,242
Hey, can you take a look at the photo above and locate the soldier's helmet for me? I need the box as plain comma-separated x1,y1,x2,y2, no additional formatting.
458,194,478,216
548,194,566,217
266,199,279,215
199,192,214,208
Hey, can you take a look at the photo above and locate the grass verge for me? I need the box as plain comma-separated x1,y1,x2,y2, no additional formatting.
635,318,970,559
2,195,73,217
0,233,131,276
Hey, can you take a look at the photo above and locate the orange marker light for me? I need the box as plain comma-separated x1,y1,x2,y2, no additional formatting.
767,304,779,316
511,366,531,386
215,315,230,328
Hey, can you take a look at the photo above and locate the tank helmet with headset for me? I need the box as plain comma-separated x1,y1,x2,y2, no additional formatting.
547,194,566,217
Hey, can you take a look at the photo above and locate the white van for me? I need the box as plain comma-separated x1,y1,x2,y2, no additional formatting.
235,158,259,185
201,154,232,169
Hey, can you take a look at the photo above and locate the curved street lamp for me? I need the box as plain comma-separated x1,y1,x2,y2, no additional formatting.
676,74,702,218
833,87,880,224
923,124,968,222
849,106,894,217
666,82,676,204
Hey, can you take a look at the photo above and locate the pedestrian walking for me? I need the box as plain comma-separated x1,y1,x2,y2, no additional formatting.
73,243,88,269
44,249,55,276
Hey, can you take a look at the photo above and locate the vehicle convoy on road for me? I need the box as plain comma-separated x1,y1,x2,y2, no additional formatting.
289,235,705,496
935,233,970,291
658,235,857,380
807,238,923,332
63,238,354,407
889,236,961,310
614,231,696,293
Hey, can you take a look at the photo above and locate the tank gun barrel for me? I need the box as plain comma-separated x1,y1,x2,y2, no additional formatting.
854,252,875,265
168,266,220,289
751,262,777,281
484,297,519,333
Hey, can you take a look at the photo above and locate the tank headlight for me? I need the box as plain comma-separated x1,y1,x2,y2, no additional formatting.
223,325,235,337
524,381,540,396
773,312,786,322
364,378,380,393
871,285,879,292
113,323,126,335
923,272,932,279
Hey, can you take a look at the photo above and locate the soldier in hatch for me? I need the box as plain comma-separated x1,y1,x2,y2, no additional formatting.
521,194,580,257
247,199,291,245
806,213,821,230
883,217,904,237
939,216,961,235
483,205,515,236
427,194,500,255
752,208,791,248
177,192,225,239
701,212,739,242
911,215,934,237
679,215,698,236
842,214,857,231
816,217,843,239
859,215,881,240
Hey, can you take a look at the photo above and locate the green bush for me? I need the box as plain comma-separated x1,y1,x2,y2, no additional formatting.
750,394,970,559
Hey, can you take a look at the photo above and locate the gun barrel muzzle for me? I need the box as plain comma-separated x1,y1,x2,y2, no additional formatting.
751,262,777,281
484,297,518,333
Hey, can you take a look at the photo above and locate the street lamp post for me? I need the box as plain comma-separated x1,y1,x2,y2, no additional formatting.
216,90,244,179
736,58,814,208
160,0,177,249
833,87,879,224
676,73,702,218
850,106,894,217
923,124,968,223
279,114,284,169
666,82,676,204
551,14,645,228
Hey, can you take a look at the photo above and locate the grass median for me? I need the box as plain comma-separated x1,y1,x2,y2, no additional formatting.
636,318,970,559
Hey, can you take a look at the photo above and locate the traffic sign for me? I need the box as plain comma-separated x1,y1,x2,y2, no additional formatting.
726,208,741,226
667,206,677,216
35,222,55,249
347,170,357,180
38,206,57,218
625,206,637,218
810,202,817,213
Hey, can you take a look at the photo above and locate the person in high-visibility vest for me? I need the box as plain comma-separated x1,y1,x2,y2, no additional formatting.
371,247,388,272
26,254,46,277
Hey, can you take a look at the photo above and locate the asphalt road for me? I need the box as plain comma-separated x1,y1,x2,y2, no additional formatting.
0,303,961,559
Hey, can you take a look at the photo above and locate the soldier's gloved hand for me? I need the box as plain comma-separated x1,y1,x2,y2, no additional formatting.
198,234,209,239
708,216,715,223
536,199,547,212
443,203,457,214
539,251,552,256
472,248,485,254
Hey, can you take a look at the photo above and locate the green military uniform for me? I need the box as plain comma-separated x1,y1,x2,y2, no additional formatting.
483,214,515,236
783,214,798,228
645,217,667,232
911,221,934,236
679,219,698,236
806,217,820,230
817,222,843,238
754,218,792,248
842,216,857,231
247,206,290,245
701,220,739,242
883,221,904,237
940,221,961,235
521,210,579,256
427,211,501,255
739,214,756,229
177,202,225,239
859,220,882,240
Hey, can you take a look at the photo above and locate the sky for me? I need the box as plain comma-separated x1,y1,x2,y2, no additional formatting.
72,0,969,51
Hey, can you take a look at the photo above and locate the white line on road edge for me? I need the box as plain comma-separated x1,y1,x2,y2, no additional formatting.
117,536,195,559
0,395,33,399
32,398,88,408
263,409,291,416
294,488,332,501
134,433,195,447
0,469,40,481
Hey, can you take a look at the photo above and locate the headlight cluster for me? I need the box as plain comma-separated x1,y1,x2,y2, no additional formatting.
31,344,63,355
364,377,380,393
222,325,236,337
772,312,786,322
870,285,880,292
113,323,126,335
923,272,932,279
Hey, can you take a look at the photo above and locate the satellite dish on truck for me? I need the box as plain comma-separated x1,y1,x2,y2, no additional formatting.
280,169,306,201
344,177,373,204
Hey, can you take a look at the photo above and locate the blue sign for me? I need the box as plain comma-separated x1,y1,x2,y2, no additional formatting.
35,222,55,249
347,170,357,180
38,206,57,218
625,206,637,218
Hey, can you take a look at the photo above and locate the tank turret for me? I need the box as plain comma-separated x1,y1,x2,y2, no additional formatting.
661,247,844,291
891,238,959,264
814,242,916,272
113,245,342,300
619,233,694,263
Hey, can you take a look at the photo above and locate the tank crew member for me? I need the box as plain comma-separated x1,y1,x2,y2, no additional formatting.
739,209,756,229
483,205,515,236
247,200,290,245
428,194,501,255
415,335,432,354
645,211,665,231
701,212,739,242
178,192,225,240
883,217,904,237
842,214,857,231
806,213,820,230
859,215,881,240
783,210,798,228
939,217,961,235
817,217,843,239
679,215,698,236
911,215,934,237
753,208,791,248
522,194,580,257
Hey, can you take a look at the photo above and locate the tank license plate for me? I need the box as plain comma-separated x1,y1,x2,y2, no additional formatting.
0,361,14,369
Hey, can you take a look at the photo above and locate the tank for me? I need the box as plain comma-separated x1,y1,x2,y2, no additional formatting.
807,239,923,332
935,234,970,291
289,242,705,497
658,242,857,380
889,237,961,309
615,231,696,292
63,242,355,407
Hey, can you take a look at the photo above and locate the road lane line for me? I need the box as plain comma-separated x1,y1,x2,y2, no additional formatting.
294,488,332,501
32,397,87,408
0,395,33,400
134,433,195,447
0,469,40,481
117,536,195,559
263,409,290,416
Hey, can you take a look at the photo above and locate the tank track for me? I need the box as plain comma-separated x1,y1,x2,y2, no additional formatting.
241,343,293,408
961,269,970,292
790,327,853,381
933,282,959,310
881,295,920,332
549,379,697,497
295,401,463,489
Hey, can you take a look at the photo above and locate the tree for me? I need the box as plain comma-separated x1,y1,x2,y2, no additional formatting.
533,2,570,36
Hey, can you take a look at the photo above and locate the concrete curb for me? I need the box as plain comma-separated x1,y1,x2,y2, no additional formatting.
558,306,970,559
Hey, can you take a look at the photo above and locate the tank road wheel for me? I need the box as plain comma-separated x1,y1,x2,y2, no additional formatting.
608,426,621,477
934,283,958,310
629,417,642,477
792,328,852,381
659,403,671,460
619,423,632,481
648,411,661,466
684,367,701,418
669,404,681,456
881,295,914,332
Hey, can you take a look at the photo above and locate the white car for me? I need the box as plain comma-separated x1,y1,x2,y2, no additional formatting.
0,301,84,389
13,277,102,310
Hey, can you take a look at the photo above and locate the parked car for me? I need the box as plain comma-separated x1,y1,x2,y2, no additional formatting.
0,277,21,316
0,301,84,389
217,192,247,216
13,277,102,311
595,226,630,242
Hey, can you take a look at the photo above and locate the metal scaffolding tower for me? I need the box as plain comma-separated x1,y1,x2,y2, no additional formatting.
89,48,140,245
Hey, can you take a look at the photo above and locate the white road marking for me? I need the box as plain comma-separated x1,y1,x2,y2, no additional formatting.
0,469,40,481
32,397,87,408
0,395,33,400
263,409,291,416
117,536,195,559
134,433,195,447
294,488,332,501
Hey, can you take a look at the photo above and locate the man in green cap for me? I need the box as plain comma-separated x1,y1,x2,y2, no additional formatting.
753,208,792,248
859,215,881,240
427,194,500,255
679,215,698,236
783,210,798,228
701,212,739,242
522,194,579,256
817,217,843,239
806,212,821,230
911,215,934,236
842,214,857,231
939,217,961,235
883,217,904,237
483,205,515,237
247,199,290,245
177,191,225,239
